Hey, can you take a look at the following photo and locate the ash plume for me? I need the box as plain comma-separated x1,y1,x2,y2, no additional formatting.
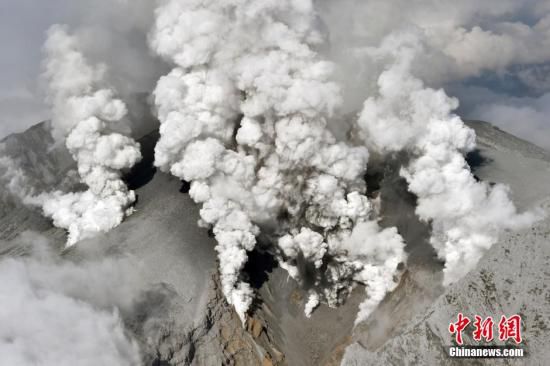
30,26,142,246
6,0,544,328
149,0,405,322
356,34,537,284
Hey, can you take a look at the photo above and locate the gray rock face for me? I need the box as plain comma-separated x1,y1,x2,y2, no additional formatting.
0,121,76,241
342,121,550,365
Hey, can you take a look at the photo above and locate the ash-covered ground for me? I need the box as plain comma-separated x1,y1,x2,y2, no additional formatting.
0,119,548,365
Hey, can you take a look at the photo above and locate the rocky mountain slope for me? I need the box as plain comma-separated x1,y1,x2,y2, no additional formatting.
0,120,548,365
343,121,550,365
0,123,266,365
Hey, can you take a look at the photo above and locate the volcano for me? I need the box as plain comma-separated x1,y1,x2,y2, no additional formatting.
0,119,548,365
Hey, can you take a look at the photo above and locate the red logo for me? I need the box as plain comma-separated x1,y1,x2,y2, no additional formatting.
449,313,470,345
473,315,494,342
498,315,522,344
449,314,522,345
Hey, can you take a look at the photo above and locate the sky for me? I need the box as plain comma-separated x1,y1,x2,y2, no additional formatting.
0,0,72,137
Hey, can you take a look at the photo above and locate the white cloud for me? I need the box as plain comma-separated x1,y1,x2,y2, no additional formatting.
472,93,550,150
0,232,142,365
318,0,550,114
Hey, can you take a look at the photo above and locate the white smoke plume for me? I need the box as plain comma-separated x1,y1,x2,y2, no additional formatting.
7,0,543,330
30,25,142,246
356,33,537,284
149,0,405,322
0,232,141,365
0,144,34,200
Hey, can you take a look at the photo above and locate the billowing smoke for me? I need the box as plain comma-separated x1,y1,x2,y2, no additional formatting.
0,145,34,200
317,0,550,143
149,0,405,322
0,232,141,365
30,26,142,246
6,0,543,328
355,33,537,284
